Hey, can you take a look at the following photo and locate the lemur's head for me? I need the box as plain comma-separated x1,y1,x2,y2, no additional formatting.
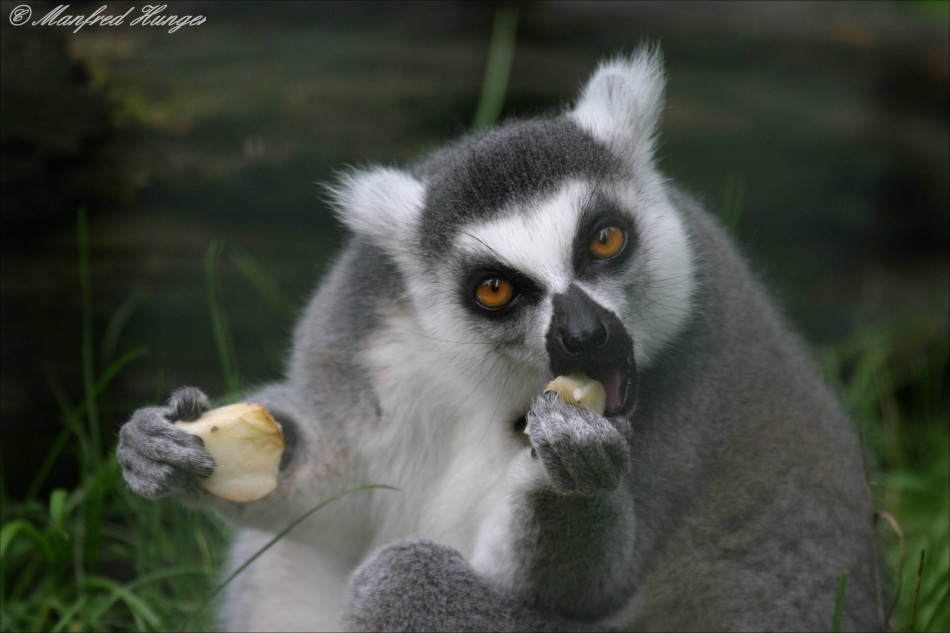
331,49,694,418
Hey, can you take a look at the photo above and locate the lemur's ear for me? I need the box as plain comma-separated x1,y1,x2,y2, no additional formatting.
569,47,666,166
328,166,424,258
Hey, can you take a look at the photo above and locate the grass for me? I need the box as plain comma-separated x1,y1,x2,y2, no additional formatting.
471,5,519,132
206,238,243,397
819,313,950,631
1,209,228,632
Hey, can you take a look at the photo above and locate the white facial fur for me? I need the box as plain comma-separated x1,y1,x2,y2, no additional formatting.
453,177,694,369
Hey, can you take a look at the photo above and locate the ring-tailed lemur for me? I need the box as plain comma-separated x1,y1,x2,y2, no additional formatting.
117,49,882,631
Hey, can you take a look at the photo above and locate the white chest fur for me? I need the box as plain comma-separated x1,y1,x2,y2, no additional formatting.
358,310,543,559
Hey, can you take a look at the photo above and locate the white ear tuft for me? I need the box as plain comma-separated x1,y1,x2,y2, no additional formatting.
327,166,425,256
569,47,666,162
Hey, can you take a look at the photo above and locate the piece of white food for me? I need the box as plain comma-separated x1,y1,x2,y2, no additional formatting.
174,403,284,502
544,373,607,416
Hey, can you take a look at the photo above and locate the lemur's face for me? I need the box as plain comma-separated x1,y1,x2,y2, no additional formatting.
331,52,695,418
404,119,634,416
438,176,641,418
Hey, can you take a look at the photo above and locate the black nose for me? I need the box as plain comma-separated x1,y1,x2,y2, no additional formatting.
546,284,638,416
548,285,614,367
559,305,608,354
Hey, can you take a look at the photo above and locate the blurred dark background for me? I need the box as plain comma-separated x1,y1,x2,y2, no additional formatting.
1,1,947,498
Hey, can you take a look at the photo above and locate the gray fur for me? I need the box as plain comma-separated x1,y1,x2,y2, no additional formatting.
343,539,602,633
414,118,619,260
117,387,215,500
117,49,882,632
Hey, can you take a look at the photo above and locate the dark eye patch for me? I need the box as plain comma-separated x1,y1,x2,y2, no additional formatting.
572,194,637,277
460,262,543,319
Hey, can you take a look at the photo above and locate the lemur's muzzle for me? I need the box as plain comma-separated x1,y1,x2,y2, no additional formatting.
546,285,638,417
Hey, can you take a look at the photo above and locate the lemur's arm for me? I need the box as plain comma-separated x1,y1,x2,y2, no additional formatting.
117,385,337,528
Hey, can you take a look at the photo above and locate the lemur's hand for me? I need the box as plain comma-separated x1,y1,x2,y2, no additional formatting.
527,391,631,494
117,387,216,500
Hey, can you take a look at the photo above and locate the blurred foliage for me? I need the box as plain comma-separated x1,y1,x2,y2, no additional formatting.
1,211,227,633
899,1,950,22
820,314,950,631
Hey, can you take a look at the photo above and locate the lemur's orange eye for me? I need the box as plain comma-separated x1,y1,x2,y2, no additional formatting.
589,226,626,260
475,278,515,310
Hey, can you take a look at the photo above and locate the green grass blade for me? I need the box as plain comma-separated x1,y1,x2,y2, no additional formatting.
720,174,746,237
910,549,926,631
48,489,69,537
98,348,149,396
228,246,298,319
101,291,145,362
24,423,73,504
48,595,89,633
77,207,100,463
83,575,163,630
471,5,518,131
206,239,241,394
833,570,848,632
921,582,949,632
28,347,146,502
0,519,55,563
84,564,213,626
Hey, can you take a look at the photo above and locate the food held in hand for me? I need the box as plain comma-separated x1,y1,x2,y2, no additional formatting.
174,403,284,502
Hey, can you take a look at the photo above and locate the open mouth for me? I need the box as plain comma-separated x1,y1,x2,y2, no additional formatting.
582,357,637,417
511,355,636,447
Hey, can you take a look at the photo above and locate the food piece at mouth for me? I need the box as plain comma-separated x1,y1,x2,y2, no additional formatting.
544,373,607,415
546,355,636,418
174,403,284,502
